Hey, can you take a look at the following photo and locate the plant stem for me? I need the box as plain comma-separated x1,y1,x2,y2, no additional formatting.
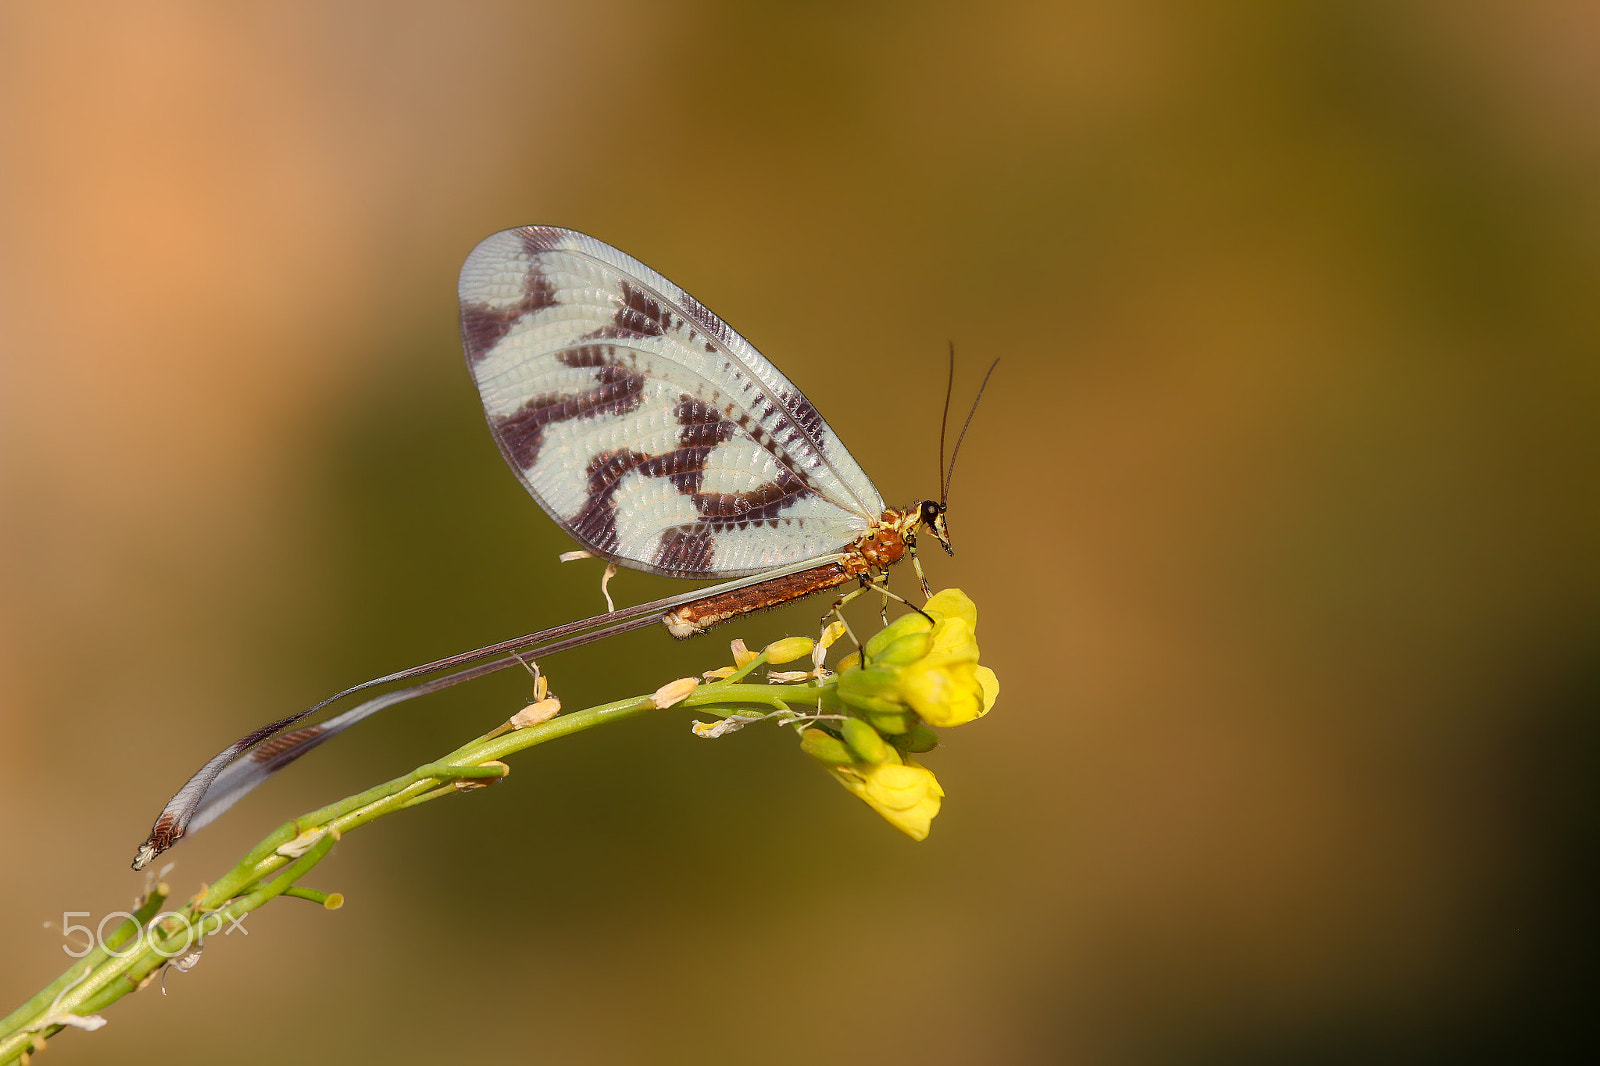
0,673,820,1064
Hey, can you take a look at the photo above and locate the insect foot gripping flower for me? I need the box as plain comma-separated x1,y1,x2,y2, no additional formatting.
802,589,997,840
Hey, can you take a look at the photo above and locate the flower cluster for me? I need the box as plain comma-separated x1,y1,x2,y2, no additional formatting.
802,589,998,840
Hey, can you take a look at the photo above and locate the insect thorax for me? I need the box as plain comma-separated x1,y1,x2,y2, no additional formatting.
841,508,920,576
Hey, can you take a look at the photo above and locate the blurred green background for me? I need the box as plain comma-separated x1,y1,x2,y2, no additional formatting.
2,2,1597,1063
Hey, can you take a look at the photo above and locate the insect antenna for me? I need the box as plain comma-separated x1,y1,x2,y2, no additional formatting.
939,341,957,496
942,357,999,508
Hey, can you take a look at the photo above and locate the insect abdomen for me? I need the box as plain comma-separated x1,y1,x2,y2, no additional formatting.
663,563,854,638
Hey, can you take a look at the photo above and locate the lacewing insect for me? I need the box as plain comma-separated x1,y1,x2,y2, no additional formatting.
133,226,992,869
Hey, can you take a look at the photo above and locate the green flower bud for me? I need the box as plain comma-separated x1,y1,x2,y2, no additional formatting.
800,727,854,766
836,666,908,717
892,723,941,754
867,709,914,735
764,636,814,665
863,611,933,661
841,717,890,764
872,631,933,667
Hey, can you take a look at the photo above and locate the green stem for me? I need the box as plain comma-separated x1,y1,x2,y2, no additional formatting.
0,673,826,1064
0,882,170,1044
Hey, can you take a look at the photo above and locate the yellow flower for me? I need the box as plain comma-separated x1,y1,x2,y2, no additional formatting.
900,619,983,726
826,760,945,841
799,590,995,840
801,724,947,839
841,589,997,728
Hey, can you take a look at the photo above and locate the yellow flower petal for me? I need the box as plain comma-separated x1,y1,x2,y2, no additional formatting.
922,588,977,631
923,616,979,665
900,658,985,726
975,666,999,718
828,761,944,840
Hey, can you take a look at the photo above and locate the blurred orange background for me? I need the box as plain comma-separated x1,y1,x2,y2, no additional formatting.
3,3,1597,1063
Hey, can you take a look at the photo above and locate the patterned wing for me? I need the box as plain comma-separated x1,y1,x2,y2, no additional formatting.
459,226,885,578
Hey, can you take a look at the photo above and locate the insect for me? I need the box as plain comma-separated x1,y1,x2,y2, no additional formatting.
133,226,991,869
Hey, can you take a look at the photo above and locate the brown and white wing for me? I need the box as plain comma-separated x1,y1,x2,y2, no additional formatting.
459,226,883,578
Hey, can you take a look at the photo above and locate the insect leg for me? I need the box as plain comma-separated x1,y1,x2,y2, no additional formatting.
825,579,877,648
905,532,933,598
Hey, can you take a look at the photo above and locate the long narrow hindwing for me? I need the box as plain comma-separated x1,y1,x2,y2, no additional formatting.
459,226,884,578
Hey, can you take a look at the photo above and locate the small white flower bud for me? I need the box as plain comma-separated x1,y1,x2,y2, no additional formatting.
651,677,700,709
509,697,561,729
